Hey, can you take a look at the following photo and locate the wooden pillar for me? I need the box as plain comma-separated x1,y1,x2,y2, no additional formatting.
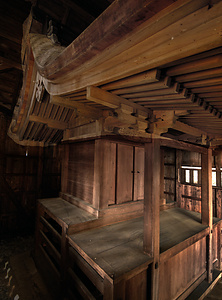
144,138,160,300
61,143,69,194
103,276,125,300
201,148,213,282
37,146,44,198
176,150,183,207
160,148,165,206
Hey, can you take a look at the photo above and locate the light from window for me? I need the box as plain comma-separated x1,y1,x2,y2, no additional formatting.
185,169,190,183
193,170,198,184
212,171,217,186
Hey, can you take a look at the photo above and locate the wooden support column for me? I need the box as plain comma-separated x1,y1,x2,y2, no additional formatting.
201,148,213,282
144,138,160,300
37,147,44,198
61,144,69,194
175,149,183,206
160,148,165,206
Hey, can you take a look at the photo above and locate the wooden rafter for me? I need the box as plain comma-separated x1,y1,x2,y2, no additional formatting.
29,114,68,130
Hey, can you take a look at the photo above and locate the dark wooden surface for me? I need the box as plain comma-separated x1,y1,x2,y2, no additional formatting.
69,207,220,279
67,141,95,204
39,198,97,226
70,217,152,279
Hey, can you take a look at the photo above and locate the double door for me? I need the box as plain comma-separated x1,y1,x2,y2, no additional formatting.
116,144,144,204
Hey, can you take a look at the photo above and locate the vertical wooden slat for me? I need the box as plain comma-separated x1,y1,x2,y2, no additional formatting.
201,148,213,282
144,138,160,300
133,146,144,201
93,139,116,209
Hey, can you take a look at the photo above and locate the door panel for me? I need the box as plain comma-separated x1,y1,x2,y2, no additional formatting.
134,147,144,201
116,144,133,204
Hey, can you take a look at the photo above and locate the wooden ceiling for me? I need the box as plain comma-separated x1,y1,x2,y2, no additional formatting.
2,0,222,147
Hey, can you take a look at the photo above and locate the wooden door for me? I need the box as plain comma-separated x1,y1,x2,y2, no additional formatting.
133,147,144,201
116,144,133,204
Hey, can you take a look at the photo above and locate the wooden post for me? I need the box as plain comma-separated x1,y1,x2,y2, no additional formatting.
37,147,44,198
103,276,125,300
61,144,69,194
201,148,213,282
160,148,165,206
176,149,183,207
144,138,160,300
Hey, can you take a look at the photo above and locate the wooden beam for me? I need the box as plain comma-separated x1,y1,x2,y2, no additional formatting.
175,67,222,83
120,83,181,99
167,54,222,76
111,76,172,95
144,139,160,300
101,69,161,90
172,120,207,137
50,95,103,119
160,137,207,154
183,77,222,88
37,0,220,95
29,114,68,130
87,86,150,113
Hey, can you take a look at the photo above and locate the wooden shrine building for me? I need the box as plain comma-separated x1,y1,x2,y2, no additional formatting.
1,0,222,299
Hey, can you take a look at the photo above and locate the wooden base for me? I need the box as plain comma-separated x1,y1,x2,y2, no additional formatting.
35,199,222,300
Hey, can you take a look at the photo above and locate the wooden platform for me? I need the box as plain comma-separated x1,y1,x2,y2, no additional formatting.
39,198,97,227
69,208,221,280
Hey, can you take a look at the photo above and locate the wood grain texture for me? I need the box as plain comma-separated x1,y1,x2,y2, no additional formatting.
68,141,95,204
